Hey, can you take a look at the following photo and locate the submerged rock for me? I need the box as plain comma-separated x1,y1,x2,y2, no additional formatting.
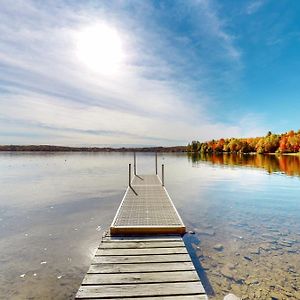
220,266,235,280
278,240,293,247
213,244,224,251
224,293,240,300
232,234,244,240
195,228,215,236
245,277,259,285
243,255,252,261
258,243,272,251
269,291,284,299
249,248,260,255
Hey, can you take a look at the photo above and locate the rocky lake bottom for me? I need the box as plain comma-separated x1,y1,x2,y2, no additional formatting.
188,215,300,299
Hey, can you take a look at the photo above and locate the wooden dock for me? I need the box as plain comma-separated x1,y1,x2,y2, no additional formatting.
76,158,207,299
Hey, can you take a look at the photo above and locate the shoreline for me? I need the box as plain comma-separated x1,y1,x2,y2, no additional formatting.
1,145,299,155
0,145,187,153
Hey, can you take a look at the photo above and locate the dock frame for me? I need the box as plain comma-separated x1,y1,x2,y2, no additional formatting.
76,154,207,299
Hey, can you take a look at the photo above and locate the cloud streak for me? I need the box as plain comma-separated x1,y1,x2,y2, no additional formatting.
246,0,265,15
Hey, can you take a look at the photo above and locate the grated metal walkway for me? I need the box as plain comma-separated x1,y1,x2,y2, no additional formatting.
110,175,185,235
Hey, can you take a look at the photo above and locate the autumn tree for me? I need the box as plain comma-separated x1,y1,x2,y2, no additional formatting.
188,130,300,154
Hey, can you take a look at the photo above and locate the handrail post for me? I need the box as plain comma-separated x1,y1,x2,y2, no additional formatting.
155,152,158,175
129,163,131,187
162,164,164,186
134,152,136,175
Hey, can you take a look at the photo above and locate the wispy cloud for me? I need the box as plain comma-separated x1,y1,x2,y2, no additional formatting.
246,0,265,15
191,0,241,61
0,0,265,146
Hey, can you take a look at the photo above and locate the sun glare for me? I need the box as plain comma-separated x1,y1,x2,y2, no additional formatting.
75,23,124,75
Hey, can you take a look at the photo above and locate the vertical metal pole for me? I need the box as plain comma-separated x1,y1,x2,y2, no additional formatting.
162,164,164,186
134,152,136,175
129,163,131,187
155,152,158,175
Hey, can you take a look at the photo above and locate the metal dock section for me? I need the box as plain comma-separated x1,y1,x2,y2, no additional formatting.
110,174,186,235
75,155,207,299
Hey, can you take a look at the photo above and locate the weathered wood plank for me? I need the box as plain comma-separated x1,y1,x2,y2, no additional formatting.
99,241,184,249
130,297,208,300
79,295,208,300
80,296,208,300
78,294,208,300
102,237,182,242
82,270,200,285
93,253,191,264
76,282,205,298
96,247,187,256
88,261,195,274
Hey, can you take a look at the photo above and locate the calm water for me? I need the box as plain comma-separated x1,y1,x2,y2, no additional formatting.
0,152,299,299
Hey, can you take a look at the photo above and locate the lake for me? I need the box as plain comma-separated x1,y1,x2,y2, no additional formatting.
0,152,299,299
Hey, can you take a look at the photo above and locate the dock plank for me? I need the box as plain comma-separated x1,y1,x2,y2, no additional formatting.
82,270,199,285
81,296,208,300
102,237,182,242
88,261,196,274
96,247,187,256
99,241,184,249
76,281,205,298
93,253,191,264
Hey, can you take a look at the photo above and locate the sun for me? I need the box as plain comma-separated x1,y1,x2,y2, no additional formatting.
75,23,124,75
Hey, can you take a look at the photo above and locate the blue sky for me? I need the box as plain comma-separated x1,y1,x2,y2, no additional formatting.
1,0,300,146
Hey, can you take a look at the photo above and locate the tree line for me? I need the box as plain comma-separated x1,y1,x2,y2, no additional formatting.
187,130,300,154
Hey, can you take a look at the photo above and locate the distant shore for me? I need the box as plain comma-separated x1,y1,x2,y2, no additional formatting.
0,145,187,153
2,145,300,155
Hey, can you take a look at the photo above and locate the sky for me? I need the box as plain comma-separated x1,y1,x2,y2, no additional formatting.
1,0,300,147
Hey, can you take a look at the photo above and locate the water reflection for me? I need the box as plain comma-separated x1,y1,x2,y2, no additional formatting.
188,152,300,177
